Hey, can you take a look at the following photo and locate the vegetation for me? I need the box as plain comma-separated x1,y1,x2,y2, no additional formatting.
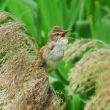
0,0,110,110
0,12,64,110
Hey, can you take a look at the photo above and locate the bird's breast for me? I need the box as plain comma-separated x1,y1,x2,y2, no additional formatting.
51,45,64,60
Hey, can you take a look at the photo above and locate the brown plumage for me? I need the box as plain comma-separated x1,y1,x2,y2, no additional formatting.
39,26,70,72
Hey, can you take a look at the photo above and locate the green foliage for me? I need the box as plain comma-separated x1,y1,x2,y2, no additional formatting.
0,0,110,110
66,94,84,110
1,0,110,45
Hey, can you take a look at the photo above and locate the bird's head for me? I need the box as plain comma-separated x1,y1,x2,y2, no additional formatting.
47,26,72,51
48,26,71,42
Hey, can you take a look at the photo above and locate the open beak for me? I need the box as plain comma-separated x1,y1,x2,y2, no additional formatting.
61,30,69,37
65,36,74,40
61,29,73,40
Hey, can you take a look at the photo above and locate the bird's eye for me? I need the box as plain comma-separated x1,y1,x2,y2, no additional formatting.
56,33,60,36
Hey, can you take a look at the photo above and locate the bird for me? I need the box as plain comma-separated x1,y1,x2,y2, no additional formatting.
39,26,72,72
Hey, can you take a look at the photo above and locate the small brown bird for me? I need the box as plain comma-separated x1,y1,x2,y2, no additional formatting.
40,26,71,72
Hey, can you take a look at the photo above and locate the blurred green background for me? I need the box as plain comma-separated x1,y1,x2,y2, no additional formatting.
1,0,110,46
1,0,110,110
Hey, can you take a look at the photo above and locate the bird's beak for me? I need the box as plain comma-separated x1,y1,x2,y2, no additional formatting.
65,36,74,40
61,29,73,40
61,30,69,37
